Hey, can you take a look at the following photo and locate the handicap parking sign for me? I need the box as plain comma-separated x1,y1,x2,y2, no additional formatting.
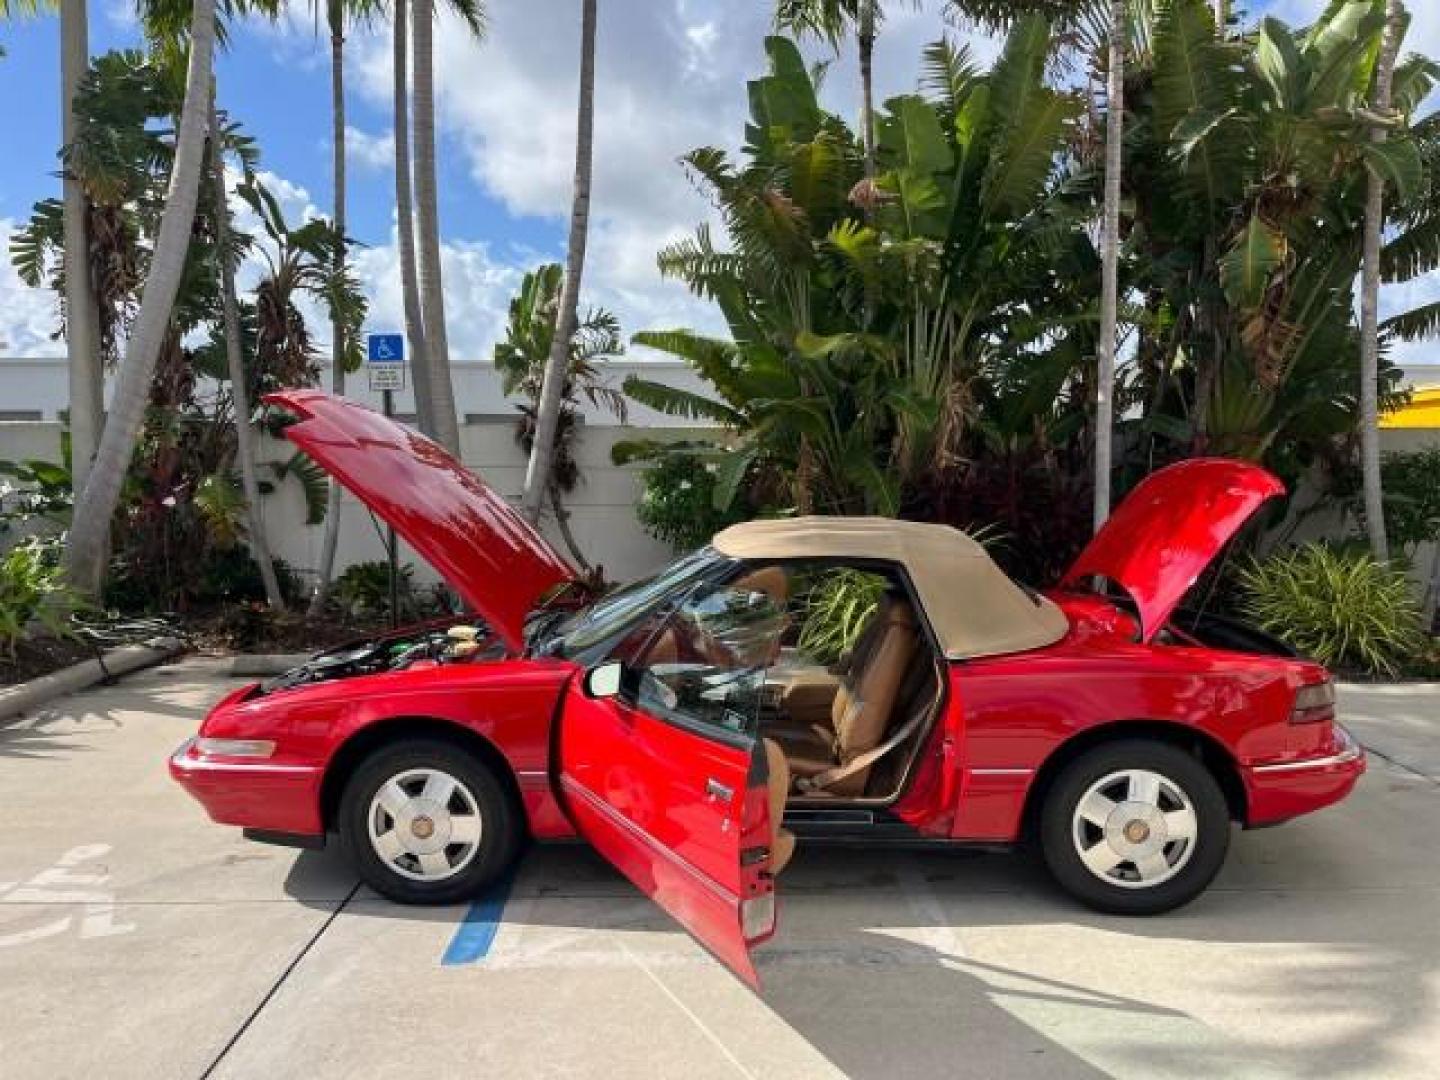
367,333,405,364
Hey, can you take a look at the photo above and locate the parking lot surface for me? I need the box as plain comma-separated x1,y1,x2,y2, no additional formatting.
2,660,1438,1079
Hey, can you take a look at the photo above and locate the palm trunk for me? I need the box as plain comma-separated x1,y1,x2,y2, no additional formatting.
549,481,590,570
1359,0,1404,563
63,0,216,598
61,0,102,495
1212,0,1228,32
1423,538,1440,630
1094,0,1124,532
211,92,282,610
521,0,596,524
310,18,348,617
412,0,461,455
858,1,876,180
393,0,435,438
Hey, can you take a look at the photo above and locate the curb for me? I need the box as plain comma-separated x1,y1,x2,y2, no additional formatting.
176,653,310,677
0,636,188,722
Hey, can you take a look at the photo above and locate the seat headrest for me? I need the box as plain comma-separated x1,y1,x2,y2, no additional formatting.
733,566,789,607
877,594,917,628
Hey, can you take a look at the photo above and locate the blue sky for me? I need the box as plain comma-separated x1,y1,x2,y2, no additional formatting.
0,0,1436,363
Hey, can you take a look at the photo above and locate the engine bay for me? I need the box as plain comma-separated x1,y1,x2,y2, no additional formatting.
260,621,505,694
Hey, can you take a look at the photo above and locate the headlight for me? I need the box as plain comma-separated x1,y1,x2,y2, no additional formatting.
195,738,276,758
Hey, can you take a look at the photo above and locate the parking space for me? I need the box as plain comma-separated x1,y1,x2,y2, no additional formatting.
3,664,1438,1079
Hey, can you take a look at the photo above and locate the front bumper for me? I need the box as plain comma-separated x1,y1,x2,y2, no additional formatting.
1243,724,1366,827
169,737,325,836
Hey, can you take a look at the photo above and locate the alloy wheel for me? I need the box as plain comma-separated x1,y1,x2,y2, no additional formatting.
366,767,483,883
1070,768,1198,889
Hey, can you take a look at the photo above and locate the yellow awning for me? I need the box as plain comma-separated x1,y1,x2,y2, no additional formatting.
1381,387,1440,429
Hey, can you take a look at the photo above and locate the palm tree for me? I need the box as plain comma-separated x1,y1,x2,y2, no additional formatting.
210,91,283,609
410,0,485,456
626,26,1093,521
1360,0,1407,563
774,1,880,179
521,0,597,523
1,0,100,492
497,263,625,565
63,0,216,597
309,0,383,617
61,0,102,497
1093,0,1124,529
392,0,434,439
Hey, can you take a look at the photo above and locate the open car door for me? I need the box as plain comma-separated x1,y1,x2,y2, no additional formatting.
556,581,788,989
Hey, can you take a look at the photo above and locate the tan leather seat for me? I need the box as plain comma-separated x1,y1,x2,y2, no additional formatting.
782,596,920,796
732,565,789,608
763,738,796,873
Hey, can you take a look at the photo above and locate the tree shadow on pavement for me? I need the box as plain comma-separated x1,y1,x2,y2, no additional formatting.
283,802,1438,1080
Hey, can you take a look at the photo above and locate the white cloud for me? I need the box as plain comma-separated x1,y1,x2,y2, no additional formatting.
345,125,395,170
349,226,523,363
0,219,65,358
346,1,1001,350
228,170,523,361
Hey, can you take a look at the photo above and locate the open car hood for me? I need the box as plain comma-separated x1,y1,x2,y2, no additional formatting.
1060,458,1284,642
266,389,576,651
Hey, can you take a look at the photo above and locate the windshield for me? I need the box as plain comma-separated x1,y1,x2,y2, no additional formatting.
543,547,726,658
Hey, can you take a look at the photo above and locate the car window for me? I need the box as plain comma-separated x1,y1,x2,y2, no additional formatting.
631,581,787,739
551,547,724,657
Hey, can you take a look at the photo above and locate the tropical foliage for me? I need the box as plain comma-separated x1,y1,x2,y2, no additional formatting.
1120,0,1439,474
1238,543,1426,675
632,453,749,553
10,48,362,612
626,4,1440,591
0,537,83,661
495,263,625,567
626,26,1096,528
796,567,886,665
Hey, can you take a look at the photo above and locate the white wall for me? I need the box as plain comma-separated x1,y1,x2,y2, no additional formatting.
0,356,714,429
254,421,698,588
0,355,720,587
0,414,705,590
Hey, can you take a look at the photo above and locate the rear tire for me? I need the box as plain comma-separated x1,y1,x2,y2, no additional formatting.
1040,739,1230,915
338,739,521,905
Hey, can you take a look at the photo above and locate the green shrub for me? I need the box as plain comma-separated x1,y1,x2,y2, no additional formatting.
1337,447,1440,554
0,459,73,537
797,569,886,666
635,454,748,553
1237,544,1426,677
0,537,82,660
335,560,418,619
195,548,302,607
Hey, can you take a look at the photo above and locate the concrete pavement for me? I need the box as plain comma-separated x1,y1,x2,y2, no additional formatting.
1,664,1437,1079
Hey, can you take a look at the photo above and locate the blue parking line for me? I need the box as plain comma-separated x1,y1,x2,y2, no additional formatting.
441,872,515,966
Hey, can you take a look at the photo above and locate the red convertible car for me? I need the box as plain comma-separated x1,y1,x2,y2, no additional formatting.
172,390,1363,987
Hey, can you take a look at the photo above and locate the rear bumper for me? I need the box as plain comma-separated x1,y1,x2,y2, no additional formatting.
1242,724,1365,827
169,738,325,837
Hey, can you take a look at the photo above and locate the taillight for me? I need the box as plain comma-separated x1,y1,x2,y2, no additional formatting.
1291,681,1335,724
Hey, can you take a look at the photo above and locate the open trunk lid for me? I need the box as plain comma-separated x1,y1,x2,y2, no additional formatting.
1060,458,1284,642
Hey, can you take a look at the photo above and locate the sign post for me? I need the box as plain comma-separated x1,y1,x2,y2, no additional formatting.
366,334,407,627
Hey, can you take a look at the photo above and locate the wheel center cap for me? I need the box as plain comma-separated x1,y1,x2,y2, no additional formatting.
411,816,436,840
1123,819,1151,844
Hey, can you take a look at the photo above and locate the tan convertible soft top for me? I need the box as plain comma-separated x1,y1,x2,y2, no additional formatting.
713,517,1070,660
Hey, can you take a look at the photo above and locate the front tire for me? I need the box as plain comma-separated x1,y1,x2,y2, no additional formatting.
338,739,521,905
1040,740,1230,915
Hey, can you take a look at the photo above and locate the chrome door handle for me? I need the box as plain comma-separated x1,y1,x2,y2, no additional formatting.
705,778,734,802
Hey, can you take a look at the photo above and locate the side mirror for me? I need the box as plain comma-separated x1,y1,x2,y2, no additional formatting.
582,660,625,700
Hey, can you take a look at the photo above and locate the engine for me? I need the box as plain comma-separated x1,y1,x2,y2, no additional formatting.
259,622,505,694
